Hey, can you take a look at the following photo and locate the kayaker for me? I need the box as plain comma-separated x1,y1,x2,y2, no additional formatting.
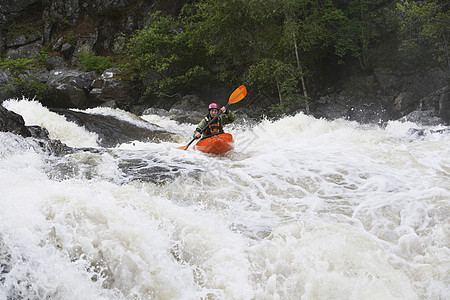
194,103,236,139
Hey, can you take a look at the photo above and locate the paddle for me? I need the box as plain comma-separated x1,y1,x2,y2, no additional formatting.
178,85,247,150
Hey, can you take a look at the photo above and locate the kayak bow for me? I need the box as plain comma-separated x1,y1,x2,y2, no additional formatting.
193,133,234,154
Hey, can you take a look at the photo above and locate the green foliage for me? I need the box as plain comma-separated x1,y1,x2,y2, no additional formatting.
5,20,42,41
78,50,115,74
0,57,33,74
65,32,78,45
396,0,449,70
247,59,291,89
0,52,49,99
125,0,447,111
2,77,48,99
183,0,389,103
126,11,210,98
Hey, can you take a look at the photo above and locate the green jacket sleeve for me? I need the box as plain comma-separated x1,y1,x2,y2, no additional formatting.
219,110,236,125
194,117,208,136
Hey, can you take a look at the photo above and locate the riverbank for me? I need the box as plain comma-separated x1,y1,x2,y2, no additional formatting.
1,1,449,125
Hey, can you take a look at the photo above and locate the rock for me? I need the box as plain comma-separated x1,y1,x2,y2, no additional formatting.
0,30,5,55
51,108,176,147
99,100,117,108
163,95,206,124
42,0,81,32
6,34,27,48
61,43,74,60
45,55,68,70
71,30,99,66
26,125,50,139
0,0,40,15
311,67,448,124
5,30,42,48
39,68,141,109
52,37,65,51
56,83,86,107
0,104,75,155
5,41,43,59
45,69,94,108
0,71,8,84
171,94,206,112
408,127,450,141
401,110,445,126
87,68,142,107
401,85,450,125
0,71,10,101
393,91,415,111
0,105,31,137
0,104,74,155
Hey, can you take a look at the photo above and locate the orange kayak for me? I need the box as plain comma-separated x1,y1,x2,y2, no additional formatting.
193,133,235,154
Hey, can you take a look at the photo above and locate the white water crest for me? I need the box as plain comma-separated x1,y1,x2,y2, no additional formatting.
1,100,449,299
3,99,99,148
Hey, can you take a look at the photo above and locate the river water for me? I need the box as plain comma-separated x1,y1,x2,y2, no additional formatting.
1,99,449,299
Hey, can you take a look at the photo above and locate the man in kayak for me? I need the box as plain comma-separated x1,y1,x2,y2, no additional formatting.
194,102,236,139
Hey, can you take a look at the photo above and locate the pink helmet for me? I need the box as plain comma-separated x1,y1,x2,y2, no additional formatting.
208,103,220,110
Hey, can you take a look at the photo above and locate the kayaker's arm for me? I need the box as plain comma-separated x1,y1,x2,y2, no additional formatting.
193,108,235,138
220,109,236,125
193,118,207,138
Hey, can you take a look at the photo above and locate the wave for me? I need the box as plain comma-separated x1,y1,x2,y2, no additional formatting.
0,99,449,299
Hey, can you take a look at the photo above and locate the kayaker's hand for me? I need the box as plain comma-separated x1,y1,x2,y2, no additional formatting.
195,132,201,139
221,106,227,113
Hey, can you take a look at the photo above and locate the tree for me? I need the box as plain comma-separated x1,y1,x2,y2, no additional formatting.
126,12,209,99
278,0,358,113
127,0,445,116
183,0,259,84
184,0,363,114
332,0,394,72
396,0,450,74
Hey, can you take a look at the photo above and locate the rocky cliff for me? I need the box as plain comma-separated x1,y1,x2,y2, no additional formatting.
0,0,449,125
0,0,162,110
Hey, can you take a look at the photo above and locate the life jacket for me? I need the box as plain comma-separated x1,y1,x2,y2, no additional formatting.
203,115,224,136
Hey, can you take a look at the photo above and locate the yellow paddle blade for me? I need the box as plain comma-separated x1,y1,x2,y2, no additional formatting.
228,85,247,104
177,144,189,150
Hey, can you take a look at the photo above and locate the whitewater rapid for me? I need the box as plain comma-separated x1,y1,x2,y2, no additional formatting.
1,99,449,299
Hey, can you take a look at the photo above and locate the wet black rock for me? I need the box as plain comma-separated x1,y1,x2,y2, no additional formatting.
407,127,450,141
0,104,74,155
312,68,449,125
0,105,31,137
26,125,50,139
51,108,177,147
88,68,143,108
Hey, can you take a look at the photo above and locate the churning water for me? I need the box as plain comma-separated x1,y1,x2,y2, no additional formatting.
1,99,449,299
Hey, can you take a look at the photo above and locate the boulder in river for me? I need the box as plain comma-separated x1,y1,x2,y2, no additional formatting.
0,105,31,137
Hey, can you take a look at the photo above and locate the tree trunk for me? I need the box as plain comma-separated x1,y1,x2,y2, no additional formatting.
443,30,450,77
276,78,283,105
359,0,370,72
293,33,310,114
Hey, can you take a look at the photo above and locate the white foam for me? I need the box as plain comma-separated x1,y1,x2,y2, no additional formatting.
3,99,99,147
0,110,448,298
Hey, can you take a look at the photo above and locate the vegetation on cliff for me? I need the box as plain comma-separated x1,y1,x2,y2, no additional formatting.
0,52,48,99
0,0,448,116
125,0,449,112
